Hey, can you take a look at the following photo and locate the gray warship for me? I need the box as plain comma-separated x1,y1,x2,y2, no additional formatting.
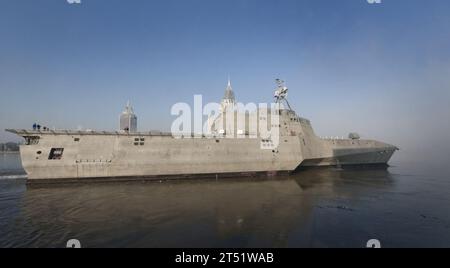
6,80,398,183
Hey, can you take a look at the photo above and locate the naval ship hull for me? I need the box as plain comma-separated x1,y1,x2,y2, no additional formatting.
6,125,397,184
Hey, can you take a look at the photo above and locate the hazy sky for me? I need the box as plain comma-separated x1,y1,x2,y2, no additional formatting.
1,0,449,163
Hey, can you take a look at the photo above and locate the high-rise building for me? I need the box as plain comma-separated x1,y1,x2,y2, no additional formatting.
221,77,235,111
120,101,137,132
206,78,239,135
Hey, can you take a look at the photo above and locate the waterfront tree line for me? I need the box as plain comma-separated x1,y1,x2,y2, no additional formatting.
0,142,20,152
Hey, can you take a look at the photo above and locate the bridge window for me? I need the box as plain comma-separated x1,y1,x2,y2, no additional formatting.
25,136,40,145
48,148,64,160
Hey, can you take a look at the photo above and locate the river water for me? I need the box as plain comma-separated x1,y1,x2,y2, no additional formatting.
0,152,449,247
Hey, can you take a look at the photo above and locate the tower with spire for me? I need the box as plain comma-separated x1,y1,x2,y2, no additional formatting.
120,101,137,132
213,77,236,135
221,77,235,111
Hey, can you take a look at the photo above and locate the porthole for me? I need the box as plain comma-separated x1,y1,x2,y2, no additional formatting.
36,151,42,155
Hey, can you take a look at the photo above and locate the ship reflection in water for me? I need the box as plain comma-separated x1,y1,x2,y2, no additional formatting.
1,160,450,247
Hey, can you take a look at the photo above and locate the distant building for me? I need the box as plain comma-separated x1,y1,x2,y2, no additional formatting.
0,143,4,151
120,101,137,132
219,78,237,135
207,78,274,137
208,78,243,136
221,78,235,110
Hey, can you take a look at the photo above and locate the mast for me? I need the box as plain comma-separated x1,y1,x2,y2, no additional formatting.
274,79,293,111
